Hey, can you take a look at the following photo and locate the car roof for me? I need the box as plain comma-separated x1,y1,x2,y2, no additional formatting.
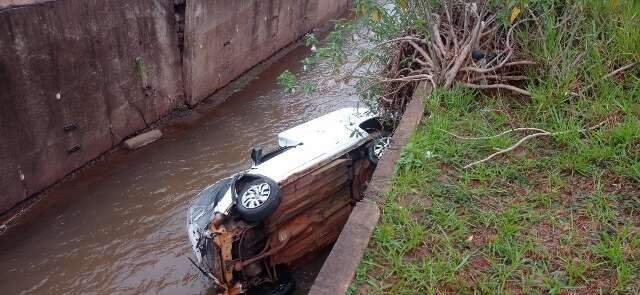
249,107,376,183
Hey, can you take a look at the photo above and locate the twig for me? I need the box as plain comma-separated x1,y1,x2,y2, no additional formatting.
571,52,585,67
463,132,551,168
458,82,531,96
602,62,636,80
406,40,435,68
470,75,527,82
444,17,483,88
527,7,544,36
460,61,536,73
439,127,548,140
432,17,447,58
465,18,533,75
580,62,637,93
412,58,429,67
463,119,610,168
351,74,433,83
444,2,459,55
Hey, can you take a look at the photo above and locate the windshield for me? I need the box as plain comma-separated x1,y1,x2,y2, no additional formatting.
187,177,234,231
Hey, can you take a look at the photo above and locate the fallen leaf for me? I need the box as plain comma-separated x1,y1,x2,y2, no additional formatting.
510,6,521,24
371,9,381,22
611,0,620,8
396,0,408,10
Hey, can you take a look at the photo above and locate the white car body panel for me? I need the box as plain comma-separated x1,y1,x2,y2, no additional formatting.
206,107,377,218
249,107,375,183
187,107,380,283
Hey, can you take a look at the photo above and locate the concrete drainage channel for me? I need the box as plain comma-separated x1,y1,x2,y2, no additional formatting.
310,83,432,295
0,0,352,215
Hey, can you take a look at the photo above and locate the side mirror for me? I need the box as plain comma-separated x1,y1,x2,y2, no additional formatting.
250,147,263,166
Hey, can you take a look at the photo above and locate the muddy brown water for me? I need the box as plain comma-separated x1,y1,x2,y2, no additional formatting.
0,41,363,294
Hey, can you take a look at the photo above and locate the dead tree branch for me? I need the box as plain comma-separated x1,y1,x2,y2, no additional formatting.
462,119,611,169
458,82,531,96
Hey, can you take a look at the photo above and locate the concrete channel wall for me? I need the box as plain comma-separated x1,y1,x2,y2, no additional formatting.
183,0,350,105
0,0,350,213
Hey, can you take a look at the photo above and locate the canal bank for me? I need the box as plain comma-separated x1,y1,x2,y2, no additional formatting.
0,30,363,294
0,0,352,214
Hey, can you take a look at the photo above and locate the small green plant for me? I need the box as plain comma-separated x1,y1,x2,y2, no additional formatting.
304,33,319,47
300,81,315,94
135,56,149,89
561,256,589,286
276,70,297,93
174,102,189,112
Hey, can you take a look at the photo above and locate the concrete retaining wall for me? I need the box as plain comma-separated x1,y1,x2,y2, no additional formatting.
0,0,183,213
0,0,350,213
182,0,350,105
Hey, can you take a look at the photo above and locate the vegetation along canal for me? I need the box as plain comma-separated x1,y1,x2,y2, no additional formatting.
0,38,362,294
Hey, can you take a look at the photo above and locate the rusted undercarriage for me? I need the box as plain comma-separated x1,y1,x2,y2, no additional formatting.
205,148,374,294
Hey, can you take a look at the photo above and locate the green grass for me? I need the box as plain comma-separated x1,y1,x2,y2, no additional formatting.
351,88,639,294
350,2,639,293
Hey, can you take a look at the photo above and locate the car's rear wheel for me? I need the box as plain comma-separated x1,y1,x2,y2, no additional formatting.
236,176,281,222
368,136,391,164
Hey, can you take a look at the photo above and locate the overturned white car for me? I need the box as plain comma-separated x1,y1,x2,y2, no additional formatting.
187,108,390,294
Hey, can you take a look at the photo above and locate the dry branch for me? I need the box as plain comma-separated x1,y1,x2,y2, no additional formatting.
602,62,637,80
461,119,610,169
470,75,527,82
458,82,531,96
351,1,539,115
577,62,637,94
443,18,483,88
463,131,551,168
439,127,548,140
460,61,536,73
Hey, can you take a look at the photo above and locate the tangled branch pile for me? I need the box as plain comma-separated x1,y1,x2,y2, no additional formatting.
355,0,536,114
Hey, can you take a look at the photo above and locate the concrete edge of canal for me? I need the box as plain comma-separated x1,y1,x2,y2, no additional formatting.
309,82,433,295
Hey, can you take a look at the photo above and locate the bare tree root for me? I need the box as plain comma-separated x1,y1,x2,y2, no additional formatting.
348,0,538,116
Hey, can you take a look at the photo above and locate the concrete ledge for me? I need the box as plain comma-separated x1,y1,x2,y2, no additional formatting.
309,200,380,295
123,130,163,150
309,82,431,295
365,82,430,205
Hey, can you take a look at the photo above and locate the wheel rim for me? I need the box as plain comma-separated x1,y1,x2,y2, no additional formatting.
241,183,271,209
373,137,390,159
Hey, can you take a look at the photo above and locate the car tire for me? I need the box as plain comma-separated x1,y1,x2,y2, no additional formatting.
236,176,281,222
368,135,391,164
